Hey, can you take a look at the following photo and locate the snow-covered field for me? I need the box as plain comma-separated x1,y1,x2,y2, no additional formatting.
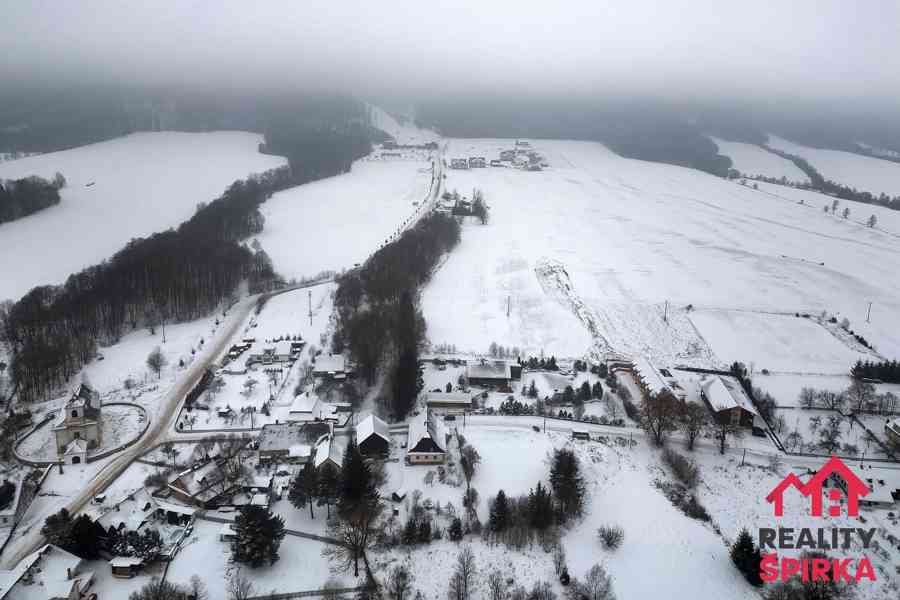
711,137,809,182
689,309,869,374
370,105,440,146
255,157,434,282
0,131,286,301
767,134,900,197
421,139,900,366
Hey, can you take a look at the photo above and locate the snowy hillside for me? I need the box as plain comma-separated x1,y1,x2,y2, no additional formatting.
767,134,900,196
710,137,808,182
369,104,440,145
0,131,286,301
422,139,900,366
255,156,434,281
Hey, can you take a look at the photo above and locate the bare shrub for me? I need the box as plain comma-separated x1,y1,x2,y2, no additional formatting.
597,524,625,550
661,447,699,488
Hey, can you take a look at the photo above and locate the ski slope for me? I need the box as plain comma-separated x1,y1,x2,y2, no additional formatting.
711,136,809,182
421,139,900,366
0,131,286,301
767,134,900,197
369,104,440,145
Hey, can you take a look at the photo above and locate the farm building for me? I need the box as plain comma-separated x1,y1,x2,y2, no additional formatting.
257,421,330,464
424,392,475,416
466,359,515,388
356,414,391,456
53,383,102,459
287,392,339,423
449,158,469,169
406,411,447,464
110,556,144,579
700,376,758,428
166,460,233,508
631,357,684,401
313,354,347,380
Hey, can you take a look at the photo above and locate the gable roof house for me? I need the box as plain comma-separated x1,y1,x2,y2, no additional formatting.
313,354,348,380
0,544,94,600
406,411,447,464
700,376,758,429
466,359,512,389
886,417,900,446
257,421,331,464
166,460,233,508
314,434,345,473
806,456,871,516
356,414,391,456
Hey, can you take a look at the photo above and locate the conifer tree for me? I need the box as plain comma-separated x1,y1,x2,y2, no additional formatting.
489,490,509,532
730,528,763,587
232,506,286,567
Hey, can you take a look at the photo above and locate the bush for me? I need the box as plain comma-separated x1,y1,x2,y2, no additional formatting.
621,396,640,422
597,524,625,550
662,447,699,488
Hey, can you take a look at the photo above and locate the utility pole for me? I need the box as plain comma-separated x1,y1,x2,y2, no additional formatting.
309,290,313,326
506,295,510,318
866,301,872,323
663,300,669,323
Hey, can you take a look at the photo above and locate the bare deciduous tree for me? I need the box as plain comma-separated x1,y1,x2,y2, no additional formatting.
447,546,477,600
227,569,254,600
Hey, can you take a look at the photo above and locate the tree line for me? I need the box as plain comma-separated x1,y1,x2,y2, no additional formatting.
851,359,900,384
2,123,376,403
0,173,64,224
761,145,900,210
332,212,461,419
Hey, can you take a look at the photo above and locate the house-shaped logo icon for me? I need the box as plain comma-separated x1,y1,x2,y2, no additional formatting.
765,456,870,518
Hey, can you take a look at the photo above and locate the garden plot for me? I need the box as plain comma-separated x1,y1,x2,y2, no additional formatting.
767,134,900,198
711,137,809,182
754,373,852,408
689,309,868,374
255,157,434,282
0,131,286,301
774,407,891,458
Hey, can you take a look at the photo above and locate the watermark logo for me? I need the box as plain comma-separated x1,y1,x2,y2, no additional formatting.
758,456,877,584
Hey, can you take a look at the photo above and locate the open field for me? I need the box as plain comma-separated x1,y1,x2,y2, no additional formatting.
767,134,900,197
256,156,434,282
422,139,900,366
689,309,870,374
711,137,809,182
0,131,286,301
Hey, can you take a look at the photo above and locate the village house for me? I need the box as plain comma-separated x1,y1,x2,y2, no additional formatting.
313,354,348,380
700,375,759,429
356,414,391,456
424,392,476,417
449,158,469,169
466,359,518,389
166,460,234,508
467,156,486,168
287,392,339,423
314,433,345,473
257,421,330,464
406,411,447,464
0,544,94,600
53,383,102,462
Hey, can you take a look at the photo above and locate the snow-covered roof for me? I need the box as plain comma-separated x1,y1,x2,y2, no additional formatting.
258,421,329,453
424,392,474,406
466,360,511,381
109,556,143,568
356,414,390,444
288,444,311,458
314,435,345,469
314,354,346,374
701,376,758,415
0,544,85,600
407,412,446,454
632,356,670,397
64,439,88,455
289,392,319,414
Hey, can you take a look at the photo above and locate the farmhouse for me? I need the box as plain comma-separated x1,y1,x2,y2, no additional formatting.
313,354,347,380
166,460,233,508
246,340,299,367
449,158,469,169
53,383,102,460
0,544,94,600
700,375,758,428
406,411,447,464
424,392,475,416
468,156,486,168
314,433,345,473
466,359,515,388
257,421,330,464
287,392,339,423
630,357,685,401
356,414,391,456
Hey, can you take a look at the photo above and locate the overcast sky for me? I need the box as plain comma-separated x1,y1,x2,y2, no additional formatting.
3,0,898,106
